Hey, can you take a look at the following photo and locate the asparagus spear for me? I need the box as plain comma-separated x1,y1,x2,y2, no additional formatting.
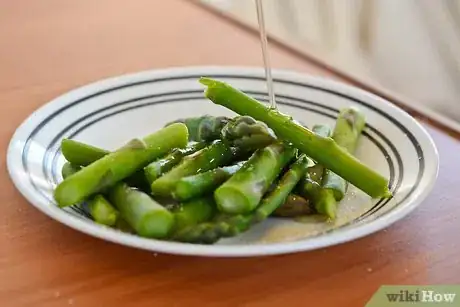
61,139,109,166
221,116,276,150
61,162,81,179
315,108,366,219
61,157,170,232
87,195,119,226
322,107,366,200
108,183,174,238
144,142,207,184
214,142,297,214
54,123,188,207
173,162,244,201
298,164,322,197
166,115,230,142
295,124,344,218
273,194,314,217
172,197,216,232
200,77,391,199
296,125,331,199
173,155,310,244
61,139,150,192
150,140,238,197
61,162,119,227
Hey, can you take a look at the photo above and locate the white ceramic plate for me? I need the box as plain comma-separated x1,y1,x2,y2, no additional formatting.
7,67,438,257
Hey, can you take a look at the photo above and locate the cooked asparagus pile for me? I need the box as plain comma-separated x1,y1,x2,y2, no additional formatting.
53,77,391,244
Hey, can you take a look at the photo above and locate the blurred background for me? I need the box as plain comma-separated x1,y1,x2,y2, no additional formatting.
200,0,460,124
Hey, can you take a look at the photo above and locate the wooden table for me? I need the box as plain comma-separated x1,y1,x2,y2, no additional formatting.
1,1,459,306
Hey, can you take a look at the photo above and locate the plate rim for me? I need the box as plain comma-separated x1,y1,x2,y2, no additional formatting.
7,66,439,257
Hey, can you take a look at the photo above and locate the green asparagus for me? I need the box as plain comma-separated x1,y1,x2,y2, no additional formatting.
252,154,310,222
295,124,341,218
87,195,119,226
61,162,119,226
296,125,331,199
221,116,276,150
109,183,175,238
61,139,150,192
61,139,109,166
214,142,297,214
166,115,230,142
174,155,310,244
322,107,366,200
54,123,188,207
61,162,80,179
150,140,238,197
173,162,244,201
144,142,207,183
200,77,391,199
315,108,366,219
172,197,216,232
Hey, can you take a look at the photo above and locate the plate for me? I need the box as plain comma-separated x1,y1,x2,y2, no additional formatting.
7,66,438,257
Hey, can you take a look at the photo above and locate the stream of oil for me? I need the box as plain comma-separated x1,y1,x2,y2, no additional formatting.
255,0,277,110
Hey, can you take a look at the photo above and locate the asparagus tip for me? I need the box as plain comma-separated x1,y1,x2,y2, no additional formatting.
324,204,336,220
199,77,215,86
314,191,337,220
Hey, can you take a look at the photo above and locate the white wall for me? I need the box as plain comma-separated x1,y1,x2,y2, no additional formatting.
202,0,460,121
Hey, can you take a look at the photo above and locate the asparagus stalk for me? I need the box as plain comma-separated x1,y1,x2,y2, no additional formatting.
221,116,276,150
200,77,391,199
214,142,297,214
61,162,81,179
296,125,331,199
144,142,207,184
273,194,313,217
166,115,230,142
299,164,322,196
172,197,217,232
54,123,188,207
61,162,119,227
150,140,238,197
252,155,310,222
173,162,244,201
173,155,310,244
108,183,174,238
87,195,119,226
315,108,366,219
296,124,342,218
322,107,366,200
61,139,150,192
61,139,109,166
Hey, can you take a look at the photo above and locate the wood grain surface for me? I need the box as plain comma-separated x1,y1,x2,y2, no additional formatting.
0,0,459,306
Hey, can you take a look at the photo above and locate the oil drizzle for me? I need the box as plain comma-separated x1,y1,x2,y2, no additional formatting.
255,0,277,110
